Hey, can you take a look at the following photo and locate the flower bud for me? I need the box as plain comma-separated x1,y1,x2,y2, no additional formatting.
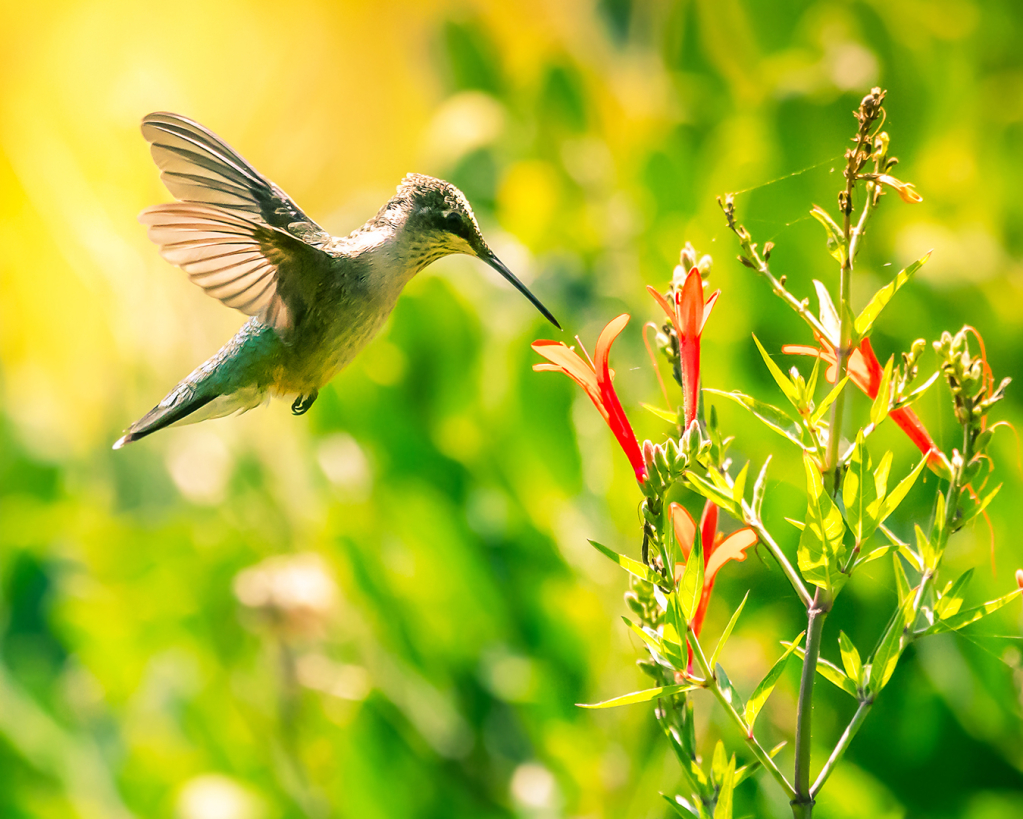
1017,569,1023,590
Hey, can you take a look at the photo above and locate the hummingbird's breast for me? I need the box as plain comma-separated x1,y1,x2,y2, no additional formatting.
268,250,405,396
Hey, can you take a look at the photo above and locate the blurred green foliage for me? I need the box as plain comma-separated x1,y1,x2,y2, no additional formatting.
0,1,1022,817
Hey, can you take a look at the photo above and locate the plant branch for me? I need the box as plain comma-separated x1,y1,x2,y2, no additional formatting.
741,500,814,610
687,627,797,800
792,590,829,815
810,700,870,797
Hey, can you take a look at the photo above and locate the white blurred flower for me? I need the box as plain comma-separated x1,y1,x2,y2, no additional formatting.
176,774,265,819
233,553,338,637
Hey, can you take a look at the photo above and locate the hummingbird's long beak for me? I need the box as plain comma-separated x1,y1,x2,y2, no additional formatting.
479,249,561,330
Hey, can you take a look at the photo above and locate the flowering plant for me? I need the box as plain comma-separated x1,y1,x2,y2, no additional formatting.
532,88,1018,819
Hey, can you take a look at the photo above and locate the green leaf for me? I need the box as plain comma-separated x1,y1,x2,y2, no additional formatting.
786,643,859,698
641,403,679,425
926,588,1023,635
588,540,660,585
732,461,750,505
810,206,848,266
873,451,894,500
751,456,772,520
662,794,700,818
711,740,728,789
854,252,931,338
797,453,848,592
838,631,864,689
869,357,894,427
713,754,736,819
710,592,749,670
869,595,915,695
958,484,1002,530
843,434,879,543
715,664,746,713
878,452,929,523
678,534,705,625
915,524,936,573
752,335,801,408
578,682,700,709
878,523,924,572
704,389,805,450
684,472,740,518
744,632,806,730
811,377,849,426
934,569,974,621
892,554,911,605
622,617,665,659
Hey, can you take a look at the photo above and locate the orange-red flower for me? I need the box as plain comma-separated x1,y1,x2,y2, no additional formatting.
875,174,923,204
532,315,647,483
648,268,720,427
671,500,757,639
782,332,941,466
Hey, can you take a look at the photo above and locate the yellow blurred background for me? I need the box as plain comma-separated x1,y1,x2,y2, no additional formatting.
1,1,1022,818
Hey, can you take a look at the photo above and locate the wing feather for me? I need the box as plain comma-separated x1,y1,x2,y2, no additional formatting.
140,112,330,245
140,203,326,335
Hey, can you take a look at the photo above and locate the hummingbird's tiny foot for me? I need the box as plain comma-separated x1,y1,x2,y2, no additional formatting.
291,390,318,416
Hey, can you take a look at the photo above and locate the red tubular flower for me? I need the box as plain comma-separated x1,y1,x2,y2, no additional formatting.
670,500,757,639
532,314,647,483
648,268,720,427
782,332,942,466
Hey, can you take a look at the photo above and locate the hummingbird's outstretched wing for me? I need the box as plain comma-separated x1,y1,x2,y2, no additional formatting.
140,112,330,246
139,203,324,335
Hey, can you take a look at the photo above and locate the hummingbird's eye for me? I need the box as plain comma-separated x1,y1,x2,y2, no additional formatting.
444,211,463,231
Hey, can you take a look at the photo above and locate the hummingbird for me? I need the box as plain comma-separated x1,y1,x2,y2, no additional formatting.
114,112,559,449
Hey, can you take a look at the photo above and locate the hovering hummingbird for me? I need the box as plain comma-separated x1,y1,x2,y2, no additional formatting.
114,112,559,449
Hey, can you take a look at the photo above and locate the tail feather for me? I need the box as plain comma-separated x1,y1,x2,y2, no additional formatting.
113,387,217,449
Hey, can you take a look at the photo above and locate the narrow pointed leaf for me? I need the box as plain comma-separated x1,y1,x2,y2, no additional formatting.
710,592,749,670
715,664,746,713
838,631,864,689
684,472,740,518
811,377,849,425
662,795,700,818
798,453,847,592
878,452,929,523
934,569,974,620
705,389,805,449
713,755,736,819
578,682,700,709
810,207,848,266
874,451,894,500
854,252,931,338
679,535,705,624
752,335,801,408
869,595,915,694
870,358,894,427
893,553,911,605
926,588,1023,635
752,456,772,519
588,540,660,585
744,632,806,729
642,403,679,425
787,643,859,698
843,434,878,542
733,461,750,505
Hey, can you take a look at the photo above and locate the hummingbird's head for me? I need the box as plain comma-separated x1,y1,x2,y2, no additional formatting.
390,174,560,329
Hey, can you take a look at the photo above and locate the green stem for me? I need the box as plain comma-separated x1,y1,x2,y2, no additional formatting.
688,627,797,800
810,700,870,797
792,591,829,815
741,500,814,610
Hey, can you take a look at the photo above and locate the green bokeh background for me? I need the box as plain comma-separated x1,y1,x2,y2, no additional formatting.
1,1,1022,817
